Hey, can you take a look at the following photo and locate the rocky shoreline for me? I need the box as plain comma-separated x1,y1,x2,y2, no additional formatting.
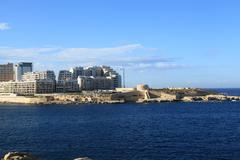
0,88,239,105
139,94,240,103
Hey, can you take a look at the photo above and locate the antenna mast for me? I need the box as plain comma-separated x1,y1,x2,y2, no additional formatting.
120,67,126,88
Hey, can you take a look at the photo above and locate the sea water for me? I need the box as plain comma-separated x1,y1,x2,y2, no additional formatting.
1,89,240,160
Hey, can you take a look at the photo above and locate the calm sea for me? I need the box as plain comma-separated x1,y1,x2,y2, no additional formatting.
207,88,240,96
1,89,240,160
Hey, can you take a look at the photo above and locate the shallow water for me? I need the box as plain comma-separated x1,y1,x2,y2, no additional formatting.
1,102,240,160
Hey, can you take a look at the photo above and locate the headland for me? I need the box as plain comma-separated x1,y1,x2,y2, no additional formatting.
0,85,239,105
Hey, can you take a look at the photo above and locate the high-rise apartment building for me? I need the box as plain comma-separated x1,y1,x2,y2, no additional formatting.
69,67,84,79
15,62,33,81
58,70,72,81
83,66,103,77
102,66,122,88
0,63,14,82
77,76,114,90
22,71,56,81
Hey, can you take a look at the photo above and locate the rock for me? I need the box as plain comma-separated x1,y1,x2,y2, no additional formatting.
3,152,38,160
205,95,227,101
182,96,193,102
192,97,204,101
74,158,92,160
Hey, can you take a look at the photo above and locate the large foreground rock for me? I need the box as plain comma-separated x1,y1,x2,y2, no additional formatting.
3,152,38,160
2,152,93,160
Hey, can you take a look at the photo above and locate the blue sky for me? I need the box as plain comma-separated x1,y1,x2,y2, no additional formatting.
0,0,240,88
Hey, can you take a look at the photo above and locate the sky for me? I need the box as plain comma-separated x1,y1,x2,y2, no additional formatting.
0,0,240,88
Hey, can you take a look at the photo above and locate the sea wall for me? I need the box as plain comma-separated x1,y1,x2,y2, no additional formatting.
0,95,48,104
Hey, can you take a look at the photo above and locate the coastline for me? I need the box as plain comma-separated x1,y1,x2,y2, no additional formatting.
0,88,239,105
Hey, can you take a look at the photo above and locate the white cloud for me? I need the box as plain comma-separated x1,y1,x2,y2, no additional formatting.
0,44,186,71
0,23,10,30
56,44,143,61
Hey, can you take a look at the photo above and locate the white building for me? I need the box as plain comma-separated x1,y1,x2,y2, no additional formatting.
102,66,121,88
77,76,94,90
58,70,72,81
56,79,79,93
22,71,56,81
77,76,114,90
83,66,103,77
0,79,55,95
56,70,79,93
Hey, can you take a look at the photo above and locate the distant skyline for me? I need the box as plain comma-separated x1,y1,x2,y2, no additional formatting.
0,0,240,88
